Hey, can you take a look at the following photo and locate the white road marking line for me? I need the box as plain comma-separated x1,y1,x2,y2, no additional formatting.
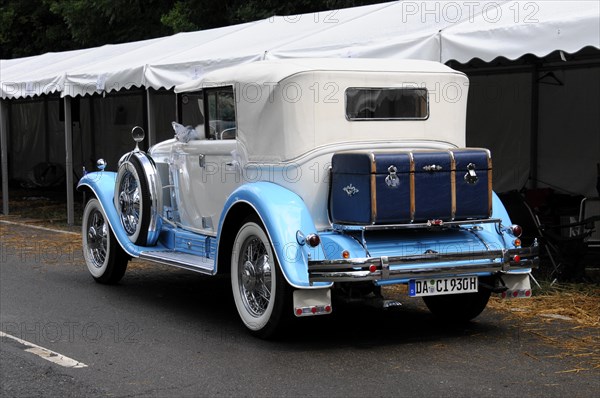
0,331,88,368
0,219,80,236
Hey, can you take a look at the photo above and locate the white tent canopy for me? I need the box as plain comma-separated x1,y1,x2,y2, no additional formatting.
441,0,600,63
1,0,599,222
264,1,490,60
1,2,388,98
2,1,598,99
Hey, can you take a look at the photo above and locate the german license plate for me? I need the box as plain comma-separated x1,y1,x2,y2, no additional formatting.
409,276,478,297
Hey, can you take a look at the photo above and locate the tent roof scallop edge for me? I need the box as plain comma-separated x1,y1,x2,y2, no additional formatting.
440,0,600,63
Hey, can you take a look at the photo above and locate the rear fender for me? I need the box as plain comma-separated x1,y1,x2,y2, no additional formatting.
218,182,329,288
490,191,521,249
491,191,513,227
491,191,534,274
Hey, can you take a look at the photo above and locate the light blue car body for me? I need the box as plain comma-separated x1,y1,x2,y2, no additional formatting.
78,170,527,289
79,172,331,288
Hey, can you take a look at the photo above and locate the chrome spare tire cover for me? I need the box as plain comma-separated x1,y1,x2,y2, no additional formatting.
114,151,162,246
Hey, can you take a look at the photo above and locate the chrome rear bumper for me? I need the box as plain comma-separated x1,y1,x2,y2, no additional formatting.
308,245,538,283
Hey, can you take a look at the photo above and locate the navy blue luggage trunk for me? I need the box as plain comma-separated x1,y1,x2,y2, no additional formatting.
412,151,453,221
330,149,492,225
453,148,492,220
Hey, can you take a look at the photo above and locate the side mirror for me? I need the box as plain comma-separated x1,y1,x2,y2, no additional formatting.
131,126,145,151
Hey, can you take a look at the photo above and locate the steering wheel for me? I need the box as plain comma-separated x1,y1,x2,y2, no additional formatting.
219,127,236,140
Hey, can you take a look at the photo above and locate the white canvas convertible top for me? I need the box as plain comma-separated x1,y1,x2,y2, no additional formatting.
176,59,468,163
175,58,457,91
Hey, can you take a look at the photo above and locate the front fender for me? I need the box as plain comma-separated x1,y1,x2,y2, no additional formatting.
78,172,140,256
218,182,330,288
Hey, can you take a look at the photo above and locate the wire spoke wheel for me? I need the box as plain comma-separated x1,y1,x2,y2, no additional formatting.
82,198,129,284
86,208,109,268
231,217,291,338
239,237,272,317
114,155,152,246
118,170,141,236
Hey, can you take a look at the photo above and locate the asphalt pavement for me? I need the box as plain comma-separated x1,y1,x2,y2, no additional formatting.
1,222,598,397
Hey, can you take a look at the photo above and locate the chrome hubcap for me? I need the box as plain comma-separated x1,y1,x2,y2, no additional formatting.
118,170,140,236
86,209,108,268
238,237,272,317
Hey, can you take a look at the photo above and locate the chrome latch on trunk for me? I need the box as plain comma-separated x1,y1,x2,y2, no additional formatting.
464,163,479,184
385,165,400,188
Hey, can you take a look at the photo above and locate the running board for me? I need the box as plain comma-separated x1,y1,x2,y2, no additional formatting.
139,251,215,275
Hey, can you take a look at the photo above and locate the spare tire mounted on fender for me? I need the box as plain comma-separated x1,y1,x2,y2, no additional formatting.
114,152,162,246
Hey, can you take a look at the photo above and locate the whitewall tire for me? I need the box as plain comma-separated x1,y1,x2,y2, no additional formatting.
82,198,129,284
231,217,290,338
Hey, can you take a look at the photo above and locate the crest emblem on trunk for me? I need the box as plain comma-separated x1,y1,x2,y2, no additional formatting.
343,184,359,196
423,164,443,172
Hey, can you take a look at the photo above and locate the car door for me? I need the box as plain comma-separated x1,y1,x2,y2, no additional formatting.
174,86,241,234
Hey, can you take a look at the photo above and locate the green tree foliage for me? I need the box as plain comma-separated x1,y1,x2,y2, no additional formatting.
160,0,235,32
46,0,174,47
0,0,386,59
0,0,72,59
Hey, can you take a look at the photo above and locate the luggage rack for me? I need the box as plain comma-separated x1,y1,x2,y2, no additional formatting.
331,218,505,260
332,218,502,232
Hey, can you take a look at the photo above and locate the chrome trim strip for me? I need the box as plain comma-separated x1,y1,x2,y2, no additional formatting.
332,218,500,231
309,261,537,282
140,251,214,275
308,246,538,282
310,247,534,269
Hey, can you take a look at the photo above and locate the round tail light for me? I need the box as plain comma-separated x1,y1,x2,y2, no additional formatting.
306,234,321,247
510,224,523,238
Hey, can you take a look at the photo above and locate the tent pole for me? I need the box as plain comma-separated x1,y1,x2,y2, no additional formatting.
175,93,182,123
530,64,539,189
146,88,155,147
1,99,9,215
64,97,75,225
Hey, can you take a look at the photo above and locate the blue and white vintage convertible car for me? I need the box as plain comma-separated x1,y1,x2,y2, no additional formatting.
78,59,538,337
